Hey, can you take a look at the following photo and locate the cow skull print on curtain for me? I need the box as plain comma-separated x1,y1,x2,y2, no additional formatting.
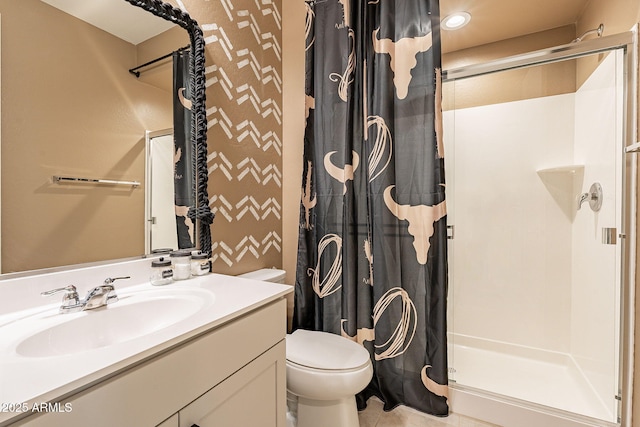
294,0,449,416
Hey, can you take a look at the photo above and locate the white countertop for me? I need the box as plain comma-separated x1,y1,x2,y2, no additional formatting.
0,272,292,426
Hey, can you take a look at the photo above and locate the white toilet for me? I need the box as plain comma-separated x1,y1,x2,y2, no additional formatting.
238,269,373,427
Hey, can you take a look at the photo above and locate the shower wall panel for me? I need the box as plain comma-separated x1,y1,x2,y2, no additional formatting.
444,93,576,353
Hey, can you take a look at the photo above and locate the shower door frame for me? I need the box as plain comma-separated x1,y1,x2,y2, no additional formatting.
144,128,178,254
442,29,638,426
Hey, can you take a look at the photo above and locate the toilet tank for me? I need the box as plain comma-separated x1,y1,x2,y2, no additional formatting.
238,268,286,284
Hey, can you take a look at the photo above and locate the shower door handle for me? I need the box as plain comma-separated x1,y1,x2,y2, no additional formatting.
625,142,640,153
447,225,454,239
602,228,617,245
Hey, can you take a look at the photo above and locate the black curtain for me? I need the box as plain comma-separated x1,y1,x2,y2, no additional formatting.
294,0,449,416
173,49,195,249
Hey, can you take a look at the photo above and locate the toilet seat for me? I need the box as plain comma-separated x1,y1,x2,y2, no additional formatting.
286,358,369,374
286,329,370,371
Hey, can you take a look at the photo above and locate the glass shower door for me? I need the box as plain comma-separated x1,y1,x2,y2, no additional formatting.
444,48,624,423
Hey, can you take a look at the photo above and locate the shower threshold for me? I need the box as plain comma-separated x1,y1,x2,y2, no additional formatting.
448,336,616,425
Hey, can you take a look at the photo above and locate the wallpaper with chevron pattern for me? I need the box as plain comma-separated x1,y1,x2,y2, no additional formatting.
176,0,283,274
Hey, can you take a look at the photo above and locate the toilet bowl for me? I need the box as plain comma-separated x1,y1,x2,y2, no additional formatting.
238,269,373,427
286,329,373,427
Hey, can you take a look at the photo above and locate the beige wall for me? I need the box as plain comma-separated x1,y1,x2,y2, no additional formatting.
0,0,173,273
282,3,306,289
281,1,306,325
177,0,284,276
136,26,189,92
442,25,576,110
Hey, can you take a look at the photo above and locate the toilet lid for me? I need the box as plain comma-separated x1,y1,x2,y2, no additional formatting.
286,329,371,371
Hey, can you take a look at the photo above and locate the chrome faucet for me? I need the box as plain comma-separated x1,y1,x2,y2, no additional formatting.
577,192,591,209
577,182,603,212
42,276,129,313
82,282,119,310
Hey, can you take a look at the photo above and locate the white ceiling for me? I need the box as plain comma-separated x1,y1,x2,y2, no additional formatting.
40,0,175,45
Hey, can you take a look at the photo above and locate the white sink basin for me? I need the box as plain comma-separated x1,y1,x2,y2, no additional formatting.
14,288,215,358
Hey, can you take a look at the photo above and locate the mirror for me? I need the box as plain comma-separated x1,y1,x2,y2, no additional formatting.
0,0,211,274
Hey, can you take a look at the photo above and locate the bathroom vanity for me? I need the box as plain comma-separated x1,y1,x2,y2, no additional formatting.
0,259,292,427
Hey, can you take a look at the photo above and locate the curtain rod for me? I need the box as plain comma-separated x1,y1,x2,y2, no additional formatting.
129,45,190,78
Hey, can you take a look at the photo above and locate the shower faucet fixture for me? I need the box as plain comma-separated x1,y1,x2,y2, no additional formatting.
578,182,603,212
572,24,604,43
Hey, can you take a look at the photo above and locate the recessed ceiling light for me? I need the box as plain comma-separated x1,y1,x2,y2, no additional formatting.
442,12,471,30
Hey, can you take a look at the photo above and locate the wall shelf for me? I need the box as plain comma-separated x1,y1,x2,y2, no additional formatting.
536,165,585,175
536,165,584,222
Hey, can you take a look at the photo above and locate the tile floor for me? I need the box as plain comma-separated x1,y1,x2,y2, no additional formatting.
358,397,500,427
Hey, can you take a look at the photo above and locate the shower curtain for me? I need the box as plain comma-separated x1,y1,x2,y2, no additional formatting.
294,0,448,416
173,49,195,248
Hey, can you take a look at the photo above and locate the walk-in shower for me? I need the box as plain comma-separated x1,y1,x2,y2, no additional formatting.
442,31,637,427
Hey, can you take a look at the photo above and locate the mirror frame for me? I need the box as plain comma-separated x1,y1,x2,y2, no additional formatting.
124,0,213,257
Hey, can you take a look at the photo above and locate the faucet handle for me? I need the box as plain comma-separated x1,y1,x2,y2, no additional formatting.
103,276,130,285
41,286,80,312
41,285,79,302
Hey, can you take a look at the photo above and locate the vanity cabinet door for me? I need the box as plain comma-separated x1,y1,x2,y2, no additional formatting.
179,341,286,427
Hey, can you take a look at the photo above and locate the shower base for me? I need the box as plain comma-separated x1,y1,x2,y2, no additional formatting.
448,335,618,427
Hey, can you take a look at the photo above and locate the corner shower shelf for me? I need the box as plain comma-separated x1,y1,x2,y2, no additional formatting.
535,165,584,175
536,165,584,222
